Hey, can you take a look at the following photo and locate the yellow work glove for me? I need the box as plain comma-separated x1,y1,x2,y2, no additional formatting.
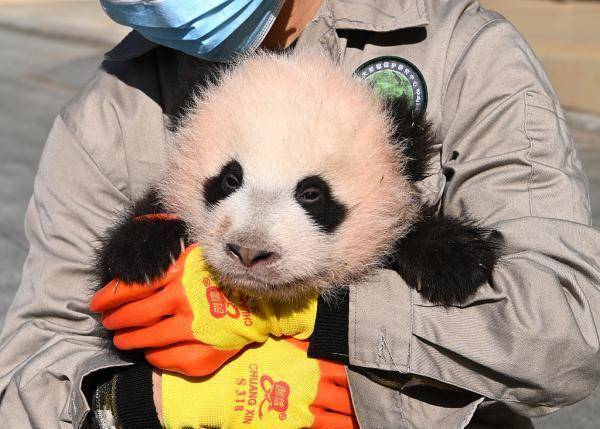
91,245,318,375
162,338,357,429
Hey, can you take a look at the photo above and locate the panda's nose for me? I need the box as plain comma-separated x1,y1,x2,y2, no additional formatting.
226,243,277,267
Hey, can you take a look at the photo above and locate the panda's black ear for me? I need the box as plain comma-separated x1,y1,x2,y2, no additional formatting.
385,97,437,182
93,188,190,290
389,215,504,305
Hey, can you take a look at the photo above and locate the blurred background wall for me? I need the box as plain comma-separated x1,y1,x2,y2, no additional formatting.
0,1,598,427
484,0,600,115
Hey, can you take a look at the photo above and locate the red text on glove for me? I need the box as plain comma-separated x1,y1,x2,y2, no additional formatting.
205,278,241,319
233,364,290,423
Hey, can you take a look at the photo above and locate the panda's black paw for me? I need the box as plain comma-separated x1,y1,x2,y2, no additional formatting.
94,189,189,290
391,215,504,305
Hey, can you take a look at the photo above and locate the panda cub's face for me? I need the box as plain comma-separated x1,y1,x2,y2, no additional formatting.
161,52,418,299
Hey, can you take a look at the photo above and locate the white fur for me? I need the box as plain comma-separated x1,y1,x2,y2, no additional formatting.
160,50,419,300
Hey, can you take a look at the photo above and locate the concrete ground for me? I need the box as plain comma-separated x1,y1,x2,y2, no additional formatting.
0,1,598,427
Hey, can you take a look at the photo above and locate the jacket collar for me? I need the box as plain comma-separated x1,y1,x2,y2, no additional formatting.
105,0,428,61
104,30,156,61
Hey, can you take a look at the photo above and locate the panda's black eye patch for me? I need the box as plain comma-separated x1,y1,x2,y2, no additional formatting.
204,160,243,207
295,176,347,234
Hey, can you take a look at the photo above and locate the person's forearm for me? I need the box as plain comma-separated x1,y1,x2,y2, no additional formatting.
0,112,132,426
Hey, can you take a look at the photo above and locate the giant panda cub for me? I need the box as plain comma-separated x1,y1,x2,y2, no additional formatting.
95,50,502,311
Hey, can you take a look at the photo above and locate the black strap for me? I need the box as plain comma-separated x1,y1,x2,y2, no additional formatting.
308,290,350,364
115,364,163,429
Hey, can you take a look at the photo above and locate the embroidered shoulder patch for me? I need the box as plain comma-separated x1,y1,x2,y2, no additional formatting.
355,56,428,117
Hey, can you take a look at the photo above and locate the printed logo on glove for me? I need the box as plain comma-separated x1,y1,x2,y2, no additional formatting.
205,280,242,320
161,338,358,429
259,374,290,420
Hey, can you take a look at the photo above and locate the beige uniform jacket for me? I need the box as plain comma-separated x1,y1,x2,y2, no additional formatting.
1,1,599,428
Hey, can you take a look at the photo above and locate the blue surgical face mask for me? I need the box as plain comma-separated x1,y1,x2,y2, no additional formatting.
100,0,286,62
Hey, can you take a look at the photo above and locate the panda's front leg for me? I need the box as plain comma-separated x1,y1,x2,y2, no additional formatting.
94,188,190,291
390,215,504,305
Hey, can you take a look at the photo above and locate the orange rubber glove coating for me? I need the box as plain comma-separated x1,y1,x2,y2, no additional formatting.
162,338,357,429
145,341,238,376
90,246,239,376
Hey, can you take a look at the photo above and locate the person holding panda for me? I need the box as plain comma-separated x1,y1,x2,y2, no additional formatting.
0,0,599,428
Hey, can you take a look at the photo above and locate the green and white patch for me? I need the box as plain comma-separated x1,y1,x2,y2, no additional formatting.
355,56,428,117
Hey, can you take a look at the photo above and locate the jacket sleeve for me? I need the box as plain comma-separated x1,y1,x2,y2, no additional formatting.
0,74,135,428
344,19,600,417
